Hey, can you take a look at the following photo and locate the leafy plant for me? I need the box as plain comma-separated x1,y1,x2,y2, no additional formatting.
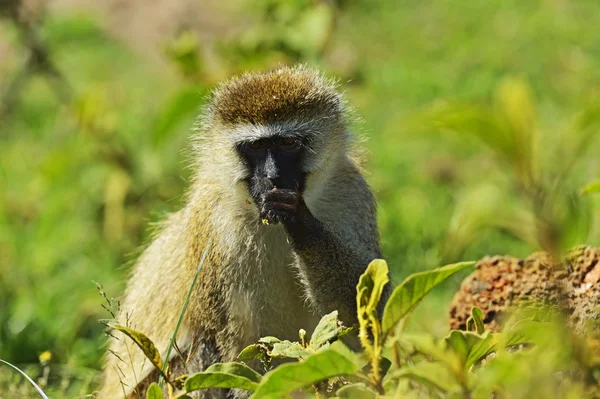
113,256,600,398
423,78,600,258
111,259,476,398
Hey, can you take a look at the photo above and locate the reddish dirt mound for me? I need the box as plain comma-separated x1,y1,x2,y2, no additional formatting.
449,246,600,333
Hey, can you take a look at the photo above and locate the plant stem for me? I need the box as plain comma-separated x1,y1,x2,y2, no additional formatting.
158,238,212,388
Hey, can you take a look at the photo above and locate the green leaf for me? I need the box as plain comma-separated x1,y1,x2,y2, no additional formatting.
185,362,262,392
356,259,389,373
357,259,390,314
268,341,313,360
336,383,377,398
581,180,600,195
238,344,265,362
310,310,341,349
108,323,163,372
146,382,164,399
385,361,458,393
258,336,281,346
471,307,485,335
251,342,358,399
445,330,496,370
382,262,475,334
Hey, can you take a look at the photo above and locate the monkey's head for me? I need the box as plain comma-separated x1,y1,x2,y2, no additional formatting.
193,66,352,218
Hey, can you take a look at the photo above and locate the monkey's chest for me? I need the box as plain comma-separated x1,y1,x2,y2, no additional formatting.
224,233,317,348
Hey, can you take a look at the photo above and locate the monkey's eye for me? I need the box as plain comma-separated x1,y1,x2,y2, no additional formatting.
277,137,301,151
248,140,265,150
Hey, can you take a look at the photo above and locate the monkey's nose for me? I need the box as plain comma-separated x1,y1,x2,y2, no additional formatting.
263,152,279,180
265,171,279,180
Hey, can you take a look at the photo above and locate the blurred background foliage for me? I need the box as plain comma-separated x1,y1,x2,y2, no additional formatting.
0,0,599,395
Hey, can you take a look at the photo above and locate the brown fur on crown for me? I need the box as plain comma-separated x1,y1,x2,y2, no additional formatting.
209,65,343,126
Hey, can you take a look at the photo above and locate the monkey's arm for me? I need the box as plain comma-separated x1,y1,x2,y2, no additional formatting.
260,175,388,325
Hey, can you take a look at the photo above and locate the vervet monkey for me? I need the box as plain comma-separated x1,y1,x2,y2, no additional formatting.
100,65,384,398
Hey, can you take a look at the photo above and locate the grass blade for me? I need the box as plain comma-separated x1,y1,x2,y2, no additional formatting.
0,358,50,399
159,238,212,387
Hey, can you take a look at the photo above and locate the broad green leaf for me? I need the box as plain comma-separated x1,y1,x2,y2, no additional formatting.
357,259,390,314
471,307,485,335
268,341,313,360
336,383,377,398
356,259,389,353
251,342,357,399
238,344,265,362
310,310,340,349
356,259,389,376
581,180,600,195
185,362,262,392
382,262,475,334
385,361,458,393
108,323,163,372
445,330,496,370
146,382,164,399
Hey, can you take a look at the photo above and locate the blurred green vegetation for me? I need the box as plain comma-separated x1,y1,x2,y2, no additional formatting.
0,0,599,395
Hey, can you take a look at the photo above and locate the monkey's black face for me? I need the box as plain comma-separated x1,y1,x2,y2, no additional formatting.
237,135,307,203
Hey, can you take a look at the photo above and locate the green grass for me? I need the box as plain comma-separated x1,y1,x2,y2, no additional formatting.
1,0,599,395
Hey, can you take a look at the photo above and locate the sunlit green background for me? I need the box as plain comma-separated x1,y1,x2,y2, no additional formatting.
1,0,599,395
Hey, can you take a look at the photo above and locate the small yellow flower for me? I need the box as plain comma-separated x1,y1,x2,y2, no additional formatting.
261,218,270,225
39,351,52,365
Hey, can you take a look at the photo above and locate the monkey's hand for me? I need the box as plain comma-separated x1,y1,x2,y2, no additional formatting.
259,188,311,227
